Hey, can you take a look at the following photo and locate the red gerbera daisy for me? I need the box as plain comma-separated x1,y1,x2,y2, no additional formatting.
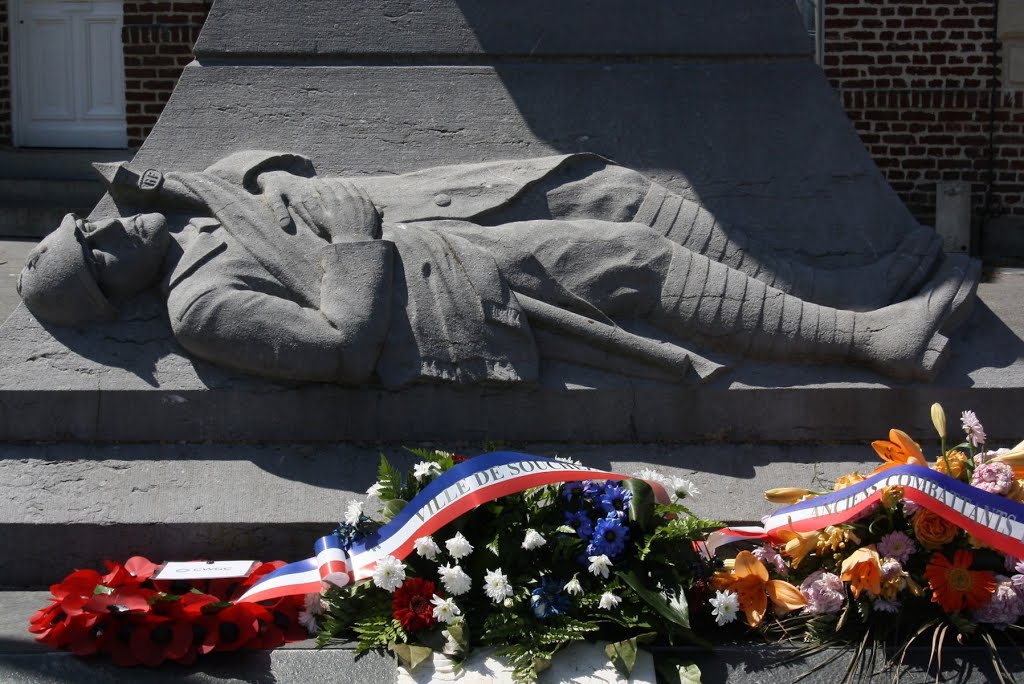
924,549,997,613
392,578,439,632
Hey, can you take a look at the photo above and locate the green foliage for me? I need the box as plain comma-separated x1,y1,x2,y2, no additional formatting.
375,454,404,501
352,617,408,655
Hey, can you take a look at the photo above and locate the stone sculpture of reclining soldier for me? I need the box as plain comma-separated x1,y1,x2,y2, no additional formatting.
16,151,979,386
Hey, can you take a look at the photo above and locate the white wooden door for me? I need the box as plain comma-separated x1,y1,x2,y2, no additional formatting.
10,0,127,148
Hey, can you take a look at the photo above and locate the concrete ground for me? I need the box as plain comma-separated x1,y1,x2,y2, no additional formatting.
0,239,37,324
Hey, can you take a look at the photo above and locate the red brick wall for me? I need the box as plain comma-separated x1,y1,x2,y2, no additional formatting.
823,0,1024,226
123,1,212,147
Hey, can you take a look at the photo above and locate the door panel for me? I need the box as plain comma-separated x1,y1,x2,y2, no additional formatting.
12,0,127,148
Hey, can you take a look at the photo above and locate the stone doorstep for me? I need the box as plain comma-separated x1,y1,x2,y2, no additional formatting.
0,443,881,588
1,591,1020,683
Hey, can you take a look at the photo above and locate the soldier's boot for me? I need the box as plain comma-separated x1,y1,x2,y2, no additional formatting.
655,246,969,381
636,183,944,311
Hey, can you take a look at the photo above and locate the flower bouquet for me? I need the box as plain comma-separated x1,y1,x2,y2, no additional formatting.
706,406,1024,682
306,449,718,682
30,556,309,666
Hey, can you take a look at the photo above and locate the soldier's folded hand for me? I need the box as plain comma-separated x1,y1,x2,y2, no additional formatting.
258,172,381,243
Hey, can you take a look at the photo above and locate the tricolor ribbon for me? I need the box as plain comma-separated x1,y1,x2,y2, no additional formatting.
706,464,1024,560
238,451,669,603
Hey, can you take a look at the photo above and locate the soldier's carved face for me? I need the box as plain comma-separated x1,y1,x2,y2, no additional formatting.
77,213,170,297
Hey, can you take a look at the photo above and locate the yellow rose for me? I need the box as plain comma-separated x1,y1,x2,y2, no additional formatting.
912,509,959,549
933,450,968,480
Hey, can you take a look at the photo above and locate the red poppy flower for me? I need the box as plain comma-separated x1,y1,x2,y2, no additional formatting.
248,598,308,648
392,578,439,632
85,587,156,615
66,613,108,657
925,550,996,613
29,601,64,634
452,453,469,463
50,569,104,617
196,603,261,653
124,556,160,583
129,616,193,666
96,619,142,667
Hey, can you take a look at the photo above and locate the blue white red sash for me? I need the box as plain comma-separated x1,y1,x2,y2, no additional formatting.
238,452,668,603
706,465,1024,560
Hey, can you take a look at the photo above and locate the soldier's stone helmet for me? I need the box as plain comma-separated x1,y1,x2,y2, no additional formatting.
17,213,117,326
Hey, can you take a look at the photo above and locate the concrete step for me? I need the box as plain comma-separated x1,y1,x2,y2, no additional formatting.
0,442,881,587
0,148,134,238
0,591,1018,683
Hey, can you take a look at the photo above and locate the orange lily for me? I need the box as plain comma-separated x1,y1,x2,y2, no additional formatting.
712,551,805,627
871,429,926,474
776,527,819,569
840,545,882,598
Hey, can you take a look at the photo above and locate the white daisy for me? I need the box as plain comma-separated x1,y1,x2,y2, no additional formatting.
370,555,406,593
598,592,621,610
521,529,547,550
343,500,364,526
413,461,441,481
438,563,472,596
365,482,384,499
709,590,740,626
413,535,441,560
587,554,612,579
445,532,474,559
483,568,513,603
672,477,700,500
431,595,461,624
563,577,584,596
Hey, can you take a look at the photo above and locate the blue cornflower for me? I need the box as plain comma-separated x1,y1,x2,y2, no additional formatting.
564,510,594,538
598,483,631,518
588,515,630,558
561,481,584,500
530,577,570,619
332,523,359,550
582,480,604,500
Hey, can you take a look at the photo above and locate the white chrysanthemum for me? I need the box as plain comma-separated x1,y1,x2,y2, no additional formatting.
445,532,474,559
709,590,740,626
431,595,461,624
365,482,384,499
672,477,700,500
413,461,441,481
438,563,472,595
483,568,513,603
522,529,547,550
599,592,621,610
564,577,583,596
343,500,364,526
588,554,612,579
555,456,583,466
297,592,325,634
413,535,441,560
371,555,406,593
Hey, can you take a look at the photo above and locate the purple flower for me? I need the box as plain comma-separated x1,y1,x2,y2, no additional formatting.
902,498,923,517
873,598,901,613
974,577,1024,628
880,559,904,583
752,544,788,576
961,410,987,448
972,461,1013,495
800,570,846,615
876,531,916,564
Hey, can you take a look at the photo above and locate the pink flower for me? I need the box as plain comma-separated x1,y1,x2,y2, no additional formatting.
751,544,788,576
972,461,1013,495
800,570,845,615
974,577,1024,627
876,531,916,564
961,410,987,448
